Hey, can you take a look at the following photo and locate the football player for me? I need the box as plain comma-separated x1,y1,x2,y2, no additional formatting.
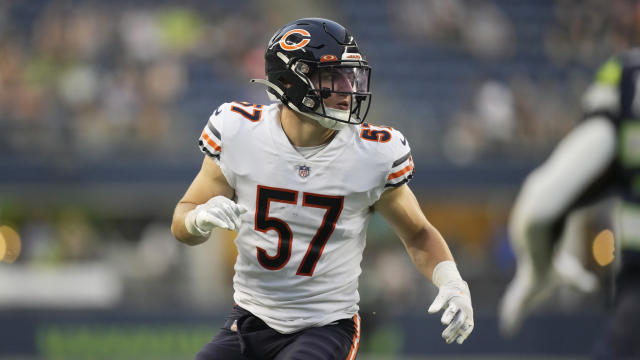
171,18,474,360
499,48,640,358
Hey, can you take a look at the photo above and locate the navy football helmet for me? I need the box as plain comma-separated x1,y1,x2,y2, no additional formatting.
252,18,371,129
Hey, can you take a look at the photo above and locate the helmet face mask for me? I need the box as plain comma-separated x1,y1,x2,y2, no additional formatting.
296,60,371,124
258,18,372,129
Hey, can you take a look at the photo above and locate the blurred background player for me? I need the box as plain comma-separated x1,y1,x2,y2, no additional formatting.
171,18,473,359
499,48,640,359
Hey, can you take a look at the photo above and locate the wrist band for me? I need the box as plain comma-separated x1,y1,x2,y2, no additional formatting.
432,260,463,288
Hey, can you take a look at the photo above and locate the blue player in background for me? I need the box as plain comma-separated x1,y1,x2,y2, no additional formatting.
500,48,640,359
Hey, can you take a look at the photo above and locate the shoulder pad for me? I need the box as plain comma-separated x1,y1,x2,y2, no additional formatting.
225,101,266,122
385,127,414,188
357,123,414,188
199,101,267,157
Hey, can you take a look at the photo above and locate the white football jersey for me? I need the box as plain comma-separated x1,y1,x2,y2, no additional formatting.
198,101,414,333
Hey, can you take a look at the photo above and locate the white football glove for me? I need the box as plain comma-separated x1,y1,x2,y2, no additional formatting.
428,262,474,344
185,196,248,237
498,251,598,337
498,258,545,337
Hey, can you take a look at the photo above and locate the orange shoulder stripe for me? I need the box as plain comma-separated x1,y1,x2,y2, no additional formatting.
387,163,414,181
201,131,221,152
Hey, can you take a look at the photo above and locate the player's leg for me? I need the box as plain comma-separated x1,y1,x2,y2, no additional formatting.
274,315,360,360
196,305,298,360
592,260,640,359
194,306,251,360
593,290,640,359
195,328,250,360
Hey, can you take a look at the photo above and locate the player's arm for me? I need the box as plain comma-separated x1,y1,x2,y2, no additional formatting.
373,184,473,344
499,116,616,335
500,118,616,336
374,184,453,279
171,156,245,246
499,58,622,335
510,117,616,276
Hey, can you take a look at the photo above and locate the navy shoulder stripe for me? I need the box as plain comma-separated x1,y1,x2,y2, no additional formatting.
207,122,221,139
392,152,411,167
384,177,411,188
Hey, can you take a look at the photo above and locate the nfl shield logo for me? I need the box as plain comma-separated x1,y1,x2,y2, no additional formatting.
298,165,310,178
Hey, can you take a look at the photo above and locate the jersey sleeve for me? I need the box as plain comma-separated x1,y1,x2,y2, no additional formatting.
197,102,239,188
198,103,227,162
384,128,415,188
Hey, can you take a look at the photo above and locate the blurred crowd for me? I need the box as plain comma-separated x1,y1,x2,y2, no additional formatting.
2,0,640,163
389,0,640,164
0,1,276,160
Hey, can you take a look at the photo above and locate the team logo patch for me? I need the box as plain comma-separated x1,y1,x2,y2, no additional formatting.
279,29,311,51
298,165,310,178
320,54,338,62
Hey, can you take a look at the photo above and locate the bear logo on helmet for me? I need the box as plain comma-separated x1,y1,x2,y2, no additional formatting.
279,29,311,51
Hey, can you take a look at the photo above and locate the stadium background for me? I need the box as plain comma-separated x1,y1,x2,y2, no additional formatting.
0,0,634,358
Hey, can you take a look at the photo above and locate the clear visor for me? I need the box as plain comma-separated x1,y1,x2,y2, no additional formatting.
313,66,370,93
294,61,372,125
